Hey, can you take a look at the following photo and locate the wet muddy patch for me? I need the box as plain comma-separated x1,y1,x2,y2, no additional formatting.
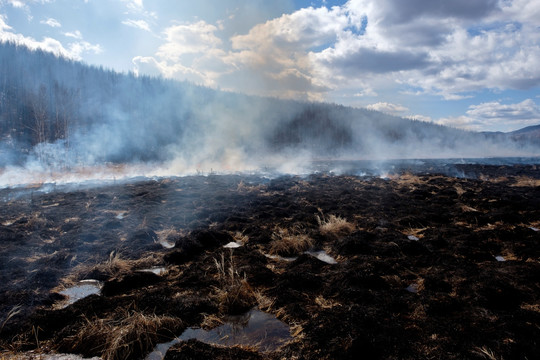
147,308,292,359
57,280,102,308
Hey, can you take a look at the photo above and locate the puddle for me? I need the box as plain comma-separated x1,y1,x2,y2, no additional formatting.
116,212,126,219
529,226,539,232
264,250,337,264
264,253,298,262
304,250,337,264
146,308,292,359
58,280,102,307
406,284,419,293
158,239,175,249
138,267,167,275
11,352,100,360
407,235,419,241
223,241,242,249
495,256,506,262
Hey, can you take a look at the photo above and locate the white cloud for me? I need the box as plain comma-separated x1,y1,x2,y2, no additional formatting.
157,21,222,59
0,14,12,31
64,30,82,39
40,17,61,28
367,102,409,115
435,99,540,132
121,0,143,12
3,0,53,11
0,15,101,61
122,19,150,32
68,41,102,59
7,0,27,9
129,0,540,112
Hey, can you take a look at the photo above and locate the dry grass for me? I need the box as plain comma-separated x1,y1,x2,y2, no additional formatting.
230,231,249,245
314,295,341,309
213,252,256,314
254,291,275,312
155,227,184,247
269,227,313,256
61,311,181,360
316,214,355,238
473,346,504,360
61,252,161,287
0,306,22,334
236,180,265,193
511,176,540,187
200,313,224,330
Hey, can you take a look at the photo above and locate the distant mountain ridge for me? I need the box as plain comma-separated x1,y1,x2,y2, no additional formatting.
0,41,538,169
510,124,540,136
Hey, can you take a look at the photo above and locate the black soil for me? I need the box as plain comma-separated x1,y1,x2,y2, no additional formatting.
1,165,539,359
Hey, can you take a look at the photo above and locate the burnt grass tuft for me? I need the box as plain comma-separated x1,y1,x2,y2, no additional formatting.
0,167,539,359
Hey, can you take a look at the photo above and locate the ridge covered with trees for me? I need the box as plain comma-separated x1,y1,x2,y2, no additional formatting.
0,41,537,169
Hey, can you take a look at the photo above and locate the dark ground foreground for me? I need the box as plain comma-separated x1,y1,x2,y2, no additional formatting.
1,164,539,359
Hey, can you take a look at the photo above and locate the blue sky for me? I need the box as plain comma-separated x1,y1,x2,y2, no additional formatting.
1,0,539,132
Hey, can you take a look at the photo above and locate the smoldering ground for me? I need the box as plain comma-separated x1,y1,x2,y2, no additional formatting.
1,166,540,359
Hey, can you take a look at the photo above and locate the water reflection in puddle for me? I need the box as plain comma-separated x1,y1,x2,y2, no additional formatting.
158,239,175,249
138,267,167,275
407,235,419,241
146,308,292,360
304,250,337,264
495,256,506,262
264,253,297,262
264,250,338,264
529,226,539,232
58,280,101,307
223,241,242,249
405,284,419,293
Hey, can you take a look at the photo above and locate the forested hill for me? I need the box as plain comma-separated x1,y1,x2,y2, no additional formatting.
0,42,537,169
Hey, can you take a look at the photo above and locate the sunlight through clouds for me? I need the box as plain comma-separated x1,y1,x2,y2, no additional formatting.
0,0,539,131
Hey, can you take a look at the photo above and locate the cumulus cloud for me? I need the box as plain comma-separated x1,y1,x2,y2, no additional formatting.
436,99,540,132
126,0,539,121
158,21,222,59
40,17,61,28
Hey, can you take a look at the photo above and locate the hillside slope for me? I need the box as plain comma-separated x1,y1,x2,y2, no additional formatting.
0,42,538,171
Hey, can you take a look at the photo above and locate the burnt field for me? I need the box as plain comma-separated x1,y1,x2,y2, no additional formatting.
1,163,540,359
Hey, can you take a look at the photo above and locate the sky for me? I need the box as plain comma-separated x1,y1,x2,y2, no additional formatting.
0,0,539,132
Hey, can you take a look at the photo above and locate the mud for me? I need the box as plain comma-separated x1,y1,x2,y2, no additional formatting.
1,164,539,359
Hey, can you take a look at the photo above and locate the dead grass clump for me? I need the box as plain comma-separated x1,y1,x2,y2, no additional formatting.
201,313,224,330
61,311,181,360
155,227,184,247
316,214,355,238
26,212,49,229
230,231,249,245
0,305,22,334
214,252,256,315
314,295,341,309
473,346,504,360
64,252,161,285
236,180,265,193
510,176,540,187
269,227,313,256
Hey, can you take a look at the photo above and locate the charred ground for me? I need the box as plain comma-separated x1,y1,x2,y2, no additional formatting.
1,163,540,359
